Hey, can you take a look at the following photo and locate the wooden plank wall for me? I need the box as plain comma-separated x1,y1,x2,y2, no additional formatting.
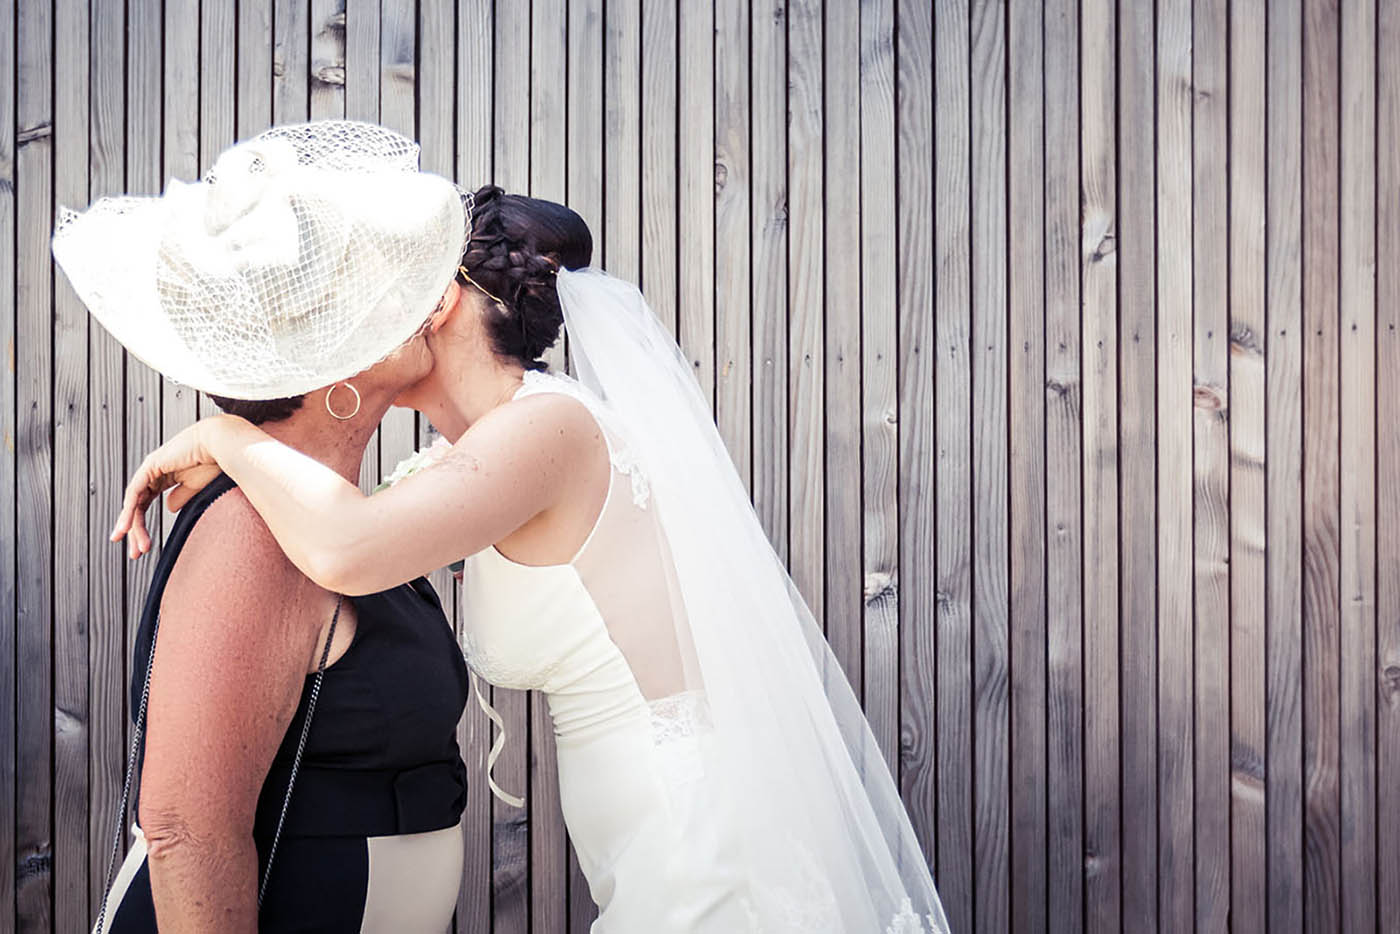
2,1,1397,931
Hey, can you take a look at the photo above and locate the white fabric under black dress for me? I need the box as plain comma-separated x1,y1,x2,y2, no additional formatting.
98,473,470,933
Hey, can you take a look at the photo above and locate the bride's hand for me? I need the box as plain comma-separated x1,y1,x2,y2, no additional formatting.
110,416,232,558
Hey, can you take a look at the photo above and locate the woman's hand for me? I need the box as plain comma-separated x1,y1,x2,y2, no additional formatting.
111,416,237,558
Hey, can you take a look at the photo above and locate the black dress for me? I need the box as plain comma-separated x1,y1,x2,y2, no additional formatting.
99,474,469,933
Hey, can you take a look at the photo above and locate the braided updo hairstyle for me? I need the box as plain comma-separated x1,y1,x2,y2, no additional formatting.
458,185,593,370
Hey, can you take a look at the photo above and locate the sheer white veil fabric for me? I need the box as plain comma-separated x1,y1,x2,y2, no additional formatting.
556,268,950,933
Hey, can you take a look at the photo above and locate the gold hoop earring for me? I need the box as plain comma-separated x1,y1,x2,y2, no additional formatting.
325,383,362,420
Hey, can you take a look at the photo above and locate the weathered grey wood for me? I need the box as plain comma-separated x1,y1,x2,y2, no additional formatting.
1337,3,1377,931
1007,0,1046,928
87,0,129,908
1118,0,1158,924
641,0,677,339
715,0,750,487
1379,1,1400,925
787,0,823,628
678,0,715,424
237,0,273,136
53,0,91,926
1043,0,1083,929
1266,1,1306,928
605,0,641,284
15,0,54,926
1156,0,1194,927
1080,0,1121,927
274,0,310,123
749,0,787,560
895,0,935,884
933,0,973,927
310,0,346,121
1191,0,1231,928
858,0,899,777
453,3,494,927
0,0,15,917
1378,0,1400,921
1301,0,1343,927
1227,0,1269,929
527,0,570,927
970,0,1009,928
823,0,861,701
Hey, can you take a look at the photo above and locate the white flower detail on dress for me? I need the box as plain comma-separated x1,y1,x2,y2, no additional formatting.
374,435,453,492
886,897,949,934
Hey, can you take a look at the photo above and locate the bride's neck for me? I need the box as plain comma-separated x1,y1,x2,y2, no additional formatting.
429,338,526,442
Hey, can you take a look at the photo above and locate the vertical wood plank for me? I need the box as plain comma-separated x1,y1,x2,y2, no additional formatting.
895,0,936,890
824,0,861,696
1191,0,1232,928
237,0,273,137
527,0,570,926
641,0,678,336
715,0,750,486
605,0,641,284
0,0,15,919
1007,0,1046,927
1118,0,1158,925
564,2,603,926
273,0,309,123
1043,0,1084,929
933,0,974,927
678,0,715,420
970,0,1010,927
490,1,531,927
309,0,346,121
454,2,494,927
750,0,787,560
786,0,823,624
1266,0,1306,927
1301,0,1343,927
1080,0,1122,927
1226,0,1269,928
87,0,128,910
1337,2,1377,931
858,0,899,776
164,0,201,495
1156,0,1195,927
53,0,90,926
15,0,53,925
1378,0,1400,922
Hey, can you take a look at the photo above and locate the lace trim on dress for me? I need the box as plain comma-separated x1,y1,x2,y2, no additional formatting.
648,689,712,744
518,370,651,509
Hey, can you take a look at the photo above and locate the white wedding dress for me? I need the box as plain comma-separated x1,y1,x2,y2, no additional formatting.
458,370,753,931
456,369,947,934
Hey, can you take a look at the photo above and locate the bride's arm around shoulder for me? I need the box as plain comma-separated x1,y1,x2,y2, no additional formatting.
116,392,606,597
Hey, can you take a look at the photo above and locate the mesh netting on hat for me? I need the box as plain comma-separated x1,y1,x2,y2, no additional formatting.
52,120,469,400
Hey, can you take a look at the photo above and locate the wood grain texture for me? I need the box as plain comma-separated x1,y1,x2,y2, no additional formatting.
1191,0,1232,930
933,0,974,928
15,0,54,926
715,0,750,485
53,0,90,926
641,0,678,337
1227,1,1269,929
1301,0,1343,928
0,0,15,918
1155,0,1195,928
895,0,936,888
1266,1,1307,928
1080,0,1122,927
1043,0,1083,930
679,0,715,417
1379,0,1400,924
1336,3,1377,931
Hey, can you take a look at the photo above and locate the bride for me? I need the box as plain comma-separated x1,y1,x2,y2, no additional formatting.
88,122,948,933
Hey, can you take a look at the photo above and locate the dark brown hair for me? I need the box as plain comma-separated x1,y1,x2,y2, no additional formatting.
207,393,303,425
458,185,593,370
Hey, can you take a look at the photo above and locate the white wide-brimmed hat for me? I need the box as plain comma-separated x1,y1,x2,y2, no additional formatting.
52,120,468,400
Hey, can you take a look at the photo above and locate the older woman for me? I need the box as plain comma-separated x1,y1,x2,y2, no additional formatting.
54,124,470,933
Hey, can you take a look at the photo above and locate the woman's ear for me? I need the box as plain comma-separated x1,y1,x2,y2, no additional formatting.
429,279,463,333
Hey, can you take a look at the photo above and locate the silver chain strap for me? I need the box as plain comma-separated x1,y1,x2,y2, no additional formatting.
94,596,344,931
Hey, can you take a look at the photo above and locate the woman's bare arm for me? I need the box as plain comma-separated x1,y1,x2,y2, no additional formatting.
117,393,607,595
138,490,325,932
